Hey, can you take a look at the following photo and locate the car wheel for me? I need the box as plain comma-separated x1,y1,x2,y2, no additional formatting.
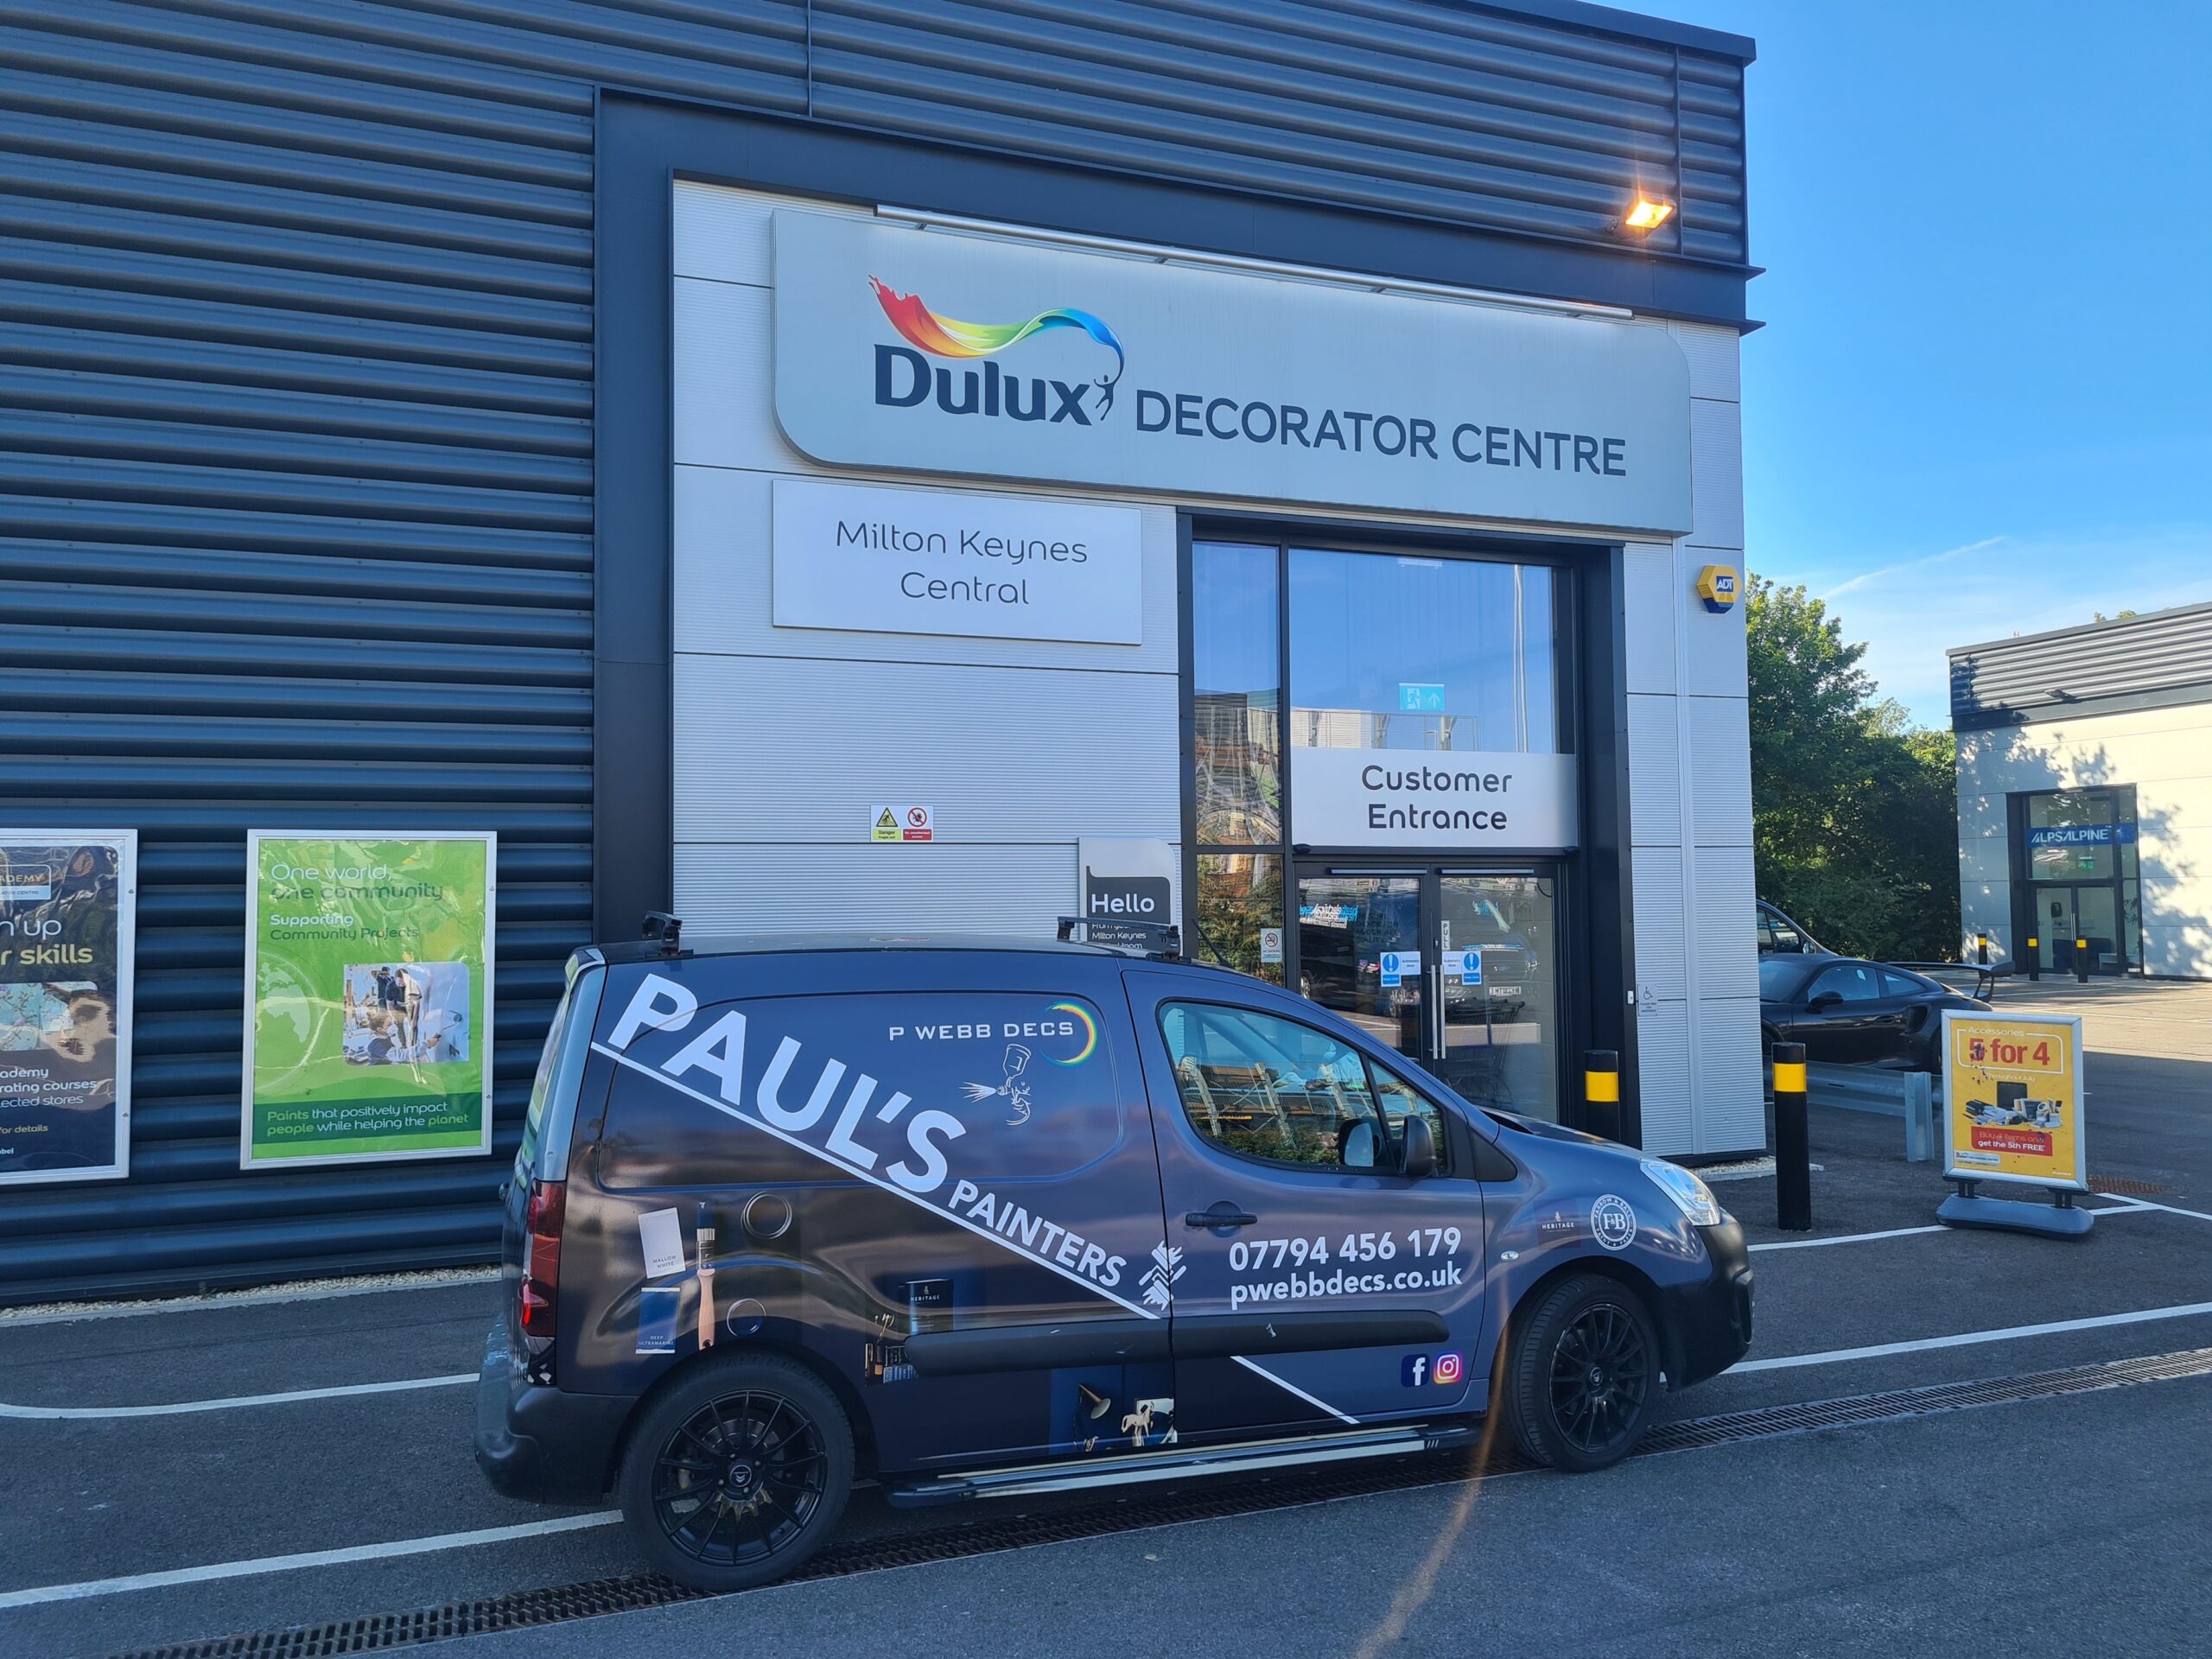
616,1353,854,1592
1503,1273,1659,1473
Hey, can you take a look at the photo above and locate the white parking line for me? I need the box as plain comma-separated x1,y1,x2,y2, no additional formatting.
0,1513,620,1611
1733,1301,2212,1373
0,1373,474,1421
1748,1204,2145,1253
0,1268,500,1327
2094,1193,2212,1224
1750,1224,1946,1252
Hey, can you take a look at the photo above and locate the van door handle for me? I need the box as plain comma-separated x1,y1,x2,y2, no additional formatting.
1185,1208,1259,1230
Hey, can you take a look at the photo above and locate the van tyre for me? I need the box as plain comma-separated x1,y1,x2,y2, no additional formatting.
1503,1274,1657,1472
617,1353,853,1592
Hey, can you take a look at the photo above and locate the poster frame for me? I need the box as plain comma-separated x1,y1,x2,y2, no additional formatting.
0,827,137,1188
240,829,498,1173
1939,1007,2088,1192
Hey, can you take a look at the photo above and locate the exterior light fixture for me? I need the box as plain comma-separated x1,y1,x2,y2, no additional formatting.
1623,197,1675,232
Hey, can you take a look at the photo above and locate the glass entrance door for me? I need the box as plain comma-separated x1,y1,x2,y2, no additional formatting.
1435,874,1559,1121
1293,867,1562,1120
2032,886,2127,976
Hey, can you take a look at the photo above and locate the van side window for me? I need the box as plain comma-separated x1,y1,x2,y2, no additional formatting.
1160,1002,1442,1174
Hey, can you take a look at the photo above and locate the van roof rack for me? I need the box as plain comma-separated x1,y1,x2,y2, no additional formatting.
1056,917,1183,959
640,911,686,956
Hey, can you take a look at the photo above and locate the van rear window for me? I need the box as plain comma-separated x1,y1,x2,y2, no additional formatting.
596,990,1123,1190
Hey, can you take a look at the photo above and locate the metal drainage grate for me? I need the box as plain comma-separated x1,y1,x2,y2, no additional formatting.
105,1346,2212,1659
2090,1177,2171,1198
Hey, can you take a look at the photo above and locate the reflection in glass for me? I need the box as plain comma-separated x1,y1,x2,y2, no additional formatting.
1436,874,1558,1121
1192,543,1281,844
1288,550,1557,754
1294,874,1421,1057
1194,854,1284,985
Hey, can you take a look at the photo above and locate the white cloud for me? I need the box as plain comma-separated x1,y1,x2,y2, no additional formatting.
1760,524,2212,726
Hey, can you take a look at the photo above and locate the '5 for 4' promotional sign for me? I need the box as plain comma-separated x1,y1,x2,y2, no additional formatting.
1941,1009,2086,1191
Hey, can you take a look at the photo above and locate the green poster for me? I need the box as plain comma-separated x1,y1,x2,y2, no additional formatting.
243,831,495,1168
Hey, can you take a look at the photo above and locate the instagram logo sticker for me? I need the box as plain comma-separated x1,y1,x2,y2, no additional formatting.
1432,1351,1465,1387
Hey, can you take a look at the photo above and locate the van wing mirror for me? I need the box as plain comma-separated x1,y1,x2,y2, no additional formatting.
1398,1115,1437,1179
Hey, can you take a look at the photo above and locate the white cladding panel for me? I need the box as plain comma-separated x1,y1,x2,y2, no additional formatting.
1694,847,1759,998
1688,698,1754,846
677,842,1128,935
1631,847,1687,1003
1669,321,1742,403
1634,998,1692,1155
1623,543,1677,695
673,653,1179,842
1627,695,1681,846
1688,398,1745,550
1694,998,1765,1149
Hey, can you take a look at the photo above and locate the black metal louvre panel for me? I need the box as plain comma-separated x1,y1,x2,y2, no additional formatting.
0,0,1745,1303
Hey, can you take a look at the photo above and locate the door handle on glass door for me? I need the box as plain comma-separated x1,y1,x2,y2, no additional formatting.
1185,1209,1259,1230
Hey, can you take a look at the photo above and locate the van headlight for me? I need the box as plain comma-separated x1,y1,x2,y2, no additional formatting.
1640,1159,1725,1228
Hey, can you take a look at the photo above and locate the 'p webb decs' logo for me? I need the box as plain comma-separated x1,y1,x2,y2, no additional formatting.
869,276,1126,426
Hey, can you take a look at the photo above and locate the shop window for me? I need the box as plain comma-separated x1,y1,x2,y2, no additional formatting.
1288,551,1559,755
1192,542,1281,844
1195,853,1284,986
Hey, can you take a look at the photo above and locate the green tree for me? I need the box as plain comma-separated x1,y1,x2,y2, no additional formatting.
1746,576,1961,962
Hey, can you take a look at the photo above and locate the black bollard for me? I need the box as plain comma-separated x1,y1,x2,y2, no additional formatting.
2026,936,2040,982
1583,1049,1621,1143
2075,936,2089,985
1772,1040,1811,1231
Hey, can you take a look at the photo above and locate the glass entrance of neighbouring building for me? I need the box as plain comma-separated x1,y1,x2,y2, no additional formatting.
2014,786,2142,976
1290,867,1560,1122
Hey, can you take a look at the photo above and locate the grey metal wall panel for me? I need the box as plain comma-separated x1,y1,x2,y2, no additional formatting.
1950,602,2212,726
0,0,1747,1301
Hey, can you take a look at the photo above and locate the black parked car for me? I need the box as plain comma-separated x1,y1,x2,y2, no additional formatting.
1758,956,1988,1072
1755,899,1824,956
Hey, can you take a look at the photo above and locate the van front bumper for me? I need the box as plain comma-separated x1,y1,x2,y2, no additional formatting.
474,1332,632,1506
1659,1218,1754,1389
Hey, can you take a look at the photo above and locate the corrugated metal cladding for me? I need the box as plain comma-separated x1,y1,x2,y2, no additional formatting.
0,0,1745,1303
1950,603,2212,726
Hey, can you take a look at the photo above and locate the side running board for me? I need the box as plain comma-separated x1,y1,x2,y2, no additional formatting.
884,1421,1476,1509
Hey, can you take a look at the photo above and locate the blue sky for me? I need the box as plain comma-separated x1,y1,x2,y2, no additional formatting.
1659,1,2212,723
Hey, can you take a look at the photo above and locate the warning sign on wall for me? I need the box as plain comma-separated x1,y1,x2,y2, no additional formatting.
872,806,933,843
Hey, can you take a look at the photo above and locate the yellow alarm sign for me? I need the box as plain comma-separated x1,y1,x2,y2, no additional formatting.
1696,565,1740,613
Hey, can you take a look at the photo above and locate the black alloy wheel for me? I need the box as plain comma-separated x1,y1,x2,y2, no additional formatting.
1545,1300,1651,1459
618,1354,854,1592
1503,1273,1661,1472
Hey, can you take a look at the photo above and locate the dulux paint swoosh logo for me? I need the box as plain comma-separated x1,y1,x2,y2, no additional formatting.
868,277,1126,413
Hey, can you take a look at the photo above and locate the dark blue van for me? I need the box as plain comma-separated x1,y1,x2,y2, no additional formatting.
477,931,1752,1591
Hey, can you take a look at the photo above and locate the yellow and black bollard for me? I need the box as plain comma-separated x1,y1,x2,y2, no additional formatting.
1772,1040,1810,1231
2075,936,2090,984
1583,1049,1621,1143
2026,935,2040,982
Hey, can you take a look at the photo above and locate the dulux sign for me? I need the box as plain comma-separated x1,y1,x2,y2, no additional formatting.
772,212,1694,534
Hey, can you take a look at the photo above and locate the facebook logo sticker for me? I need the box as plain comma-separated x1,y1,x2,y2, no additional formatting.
1402,1354,1429,1388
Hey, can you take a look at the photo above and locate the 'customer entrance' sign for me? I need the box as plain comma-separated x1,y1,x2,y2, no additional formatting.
1290,750,1577,849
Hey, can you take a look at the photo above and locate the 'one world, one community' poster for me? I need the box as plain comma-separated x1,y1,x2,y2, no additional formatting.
243,831,495,1170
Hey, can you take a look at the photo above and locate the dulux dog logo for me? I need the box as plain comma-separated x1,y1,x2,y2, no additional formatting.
869,276,1127,425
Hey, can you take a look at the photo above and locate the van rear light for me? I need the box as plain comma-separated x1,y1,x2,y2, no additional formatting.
519,1179,566,1341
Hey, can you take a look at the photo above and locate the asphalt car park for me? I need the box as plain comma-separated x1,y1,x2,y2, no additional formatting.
3,980,2208,1659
